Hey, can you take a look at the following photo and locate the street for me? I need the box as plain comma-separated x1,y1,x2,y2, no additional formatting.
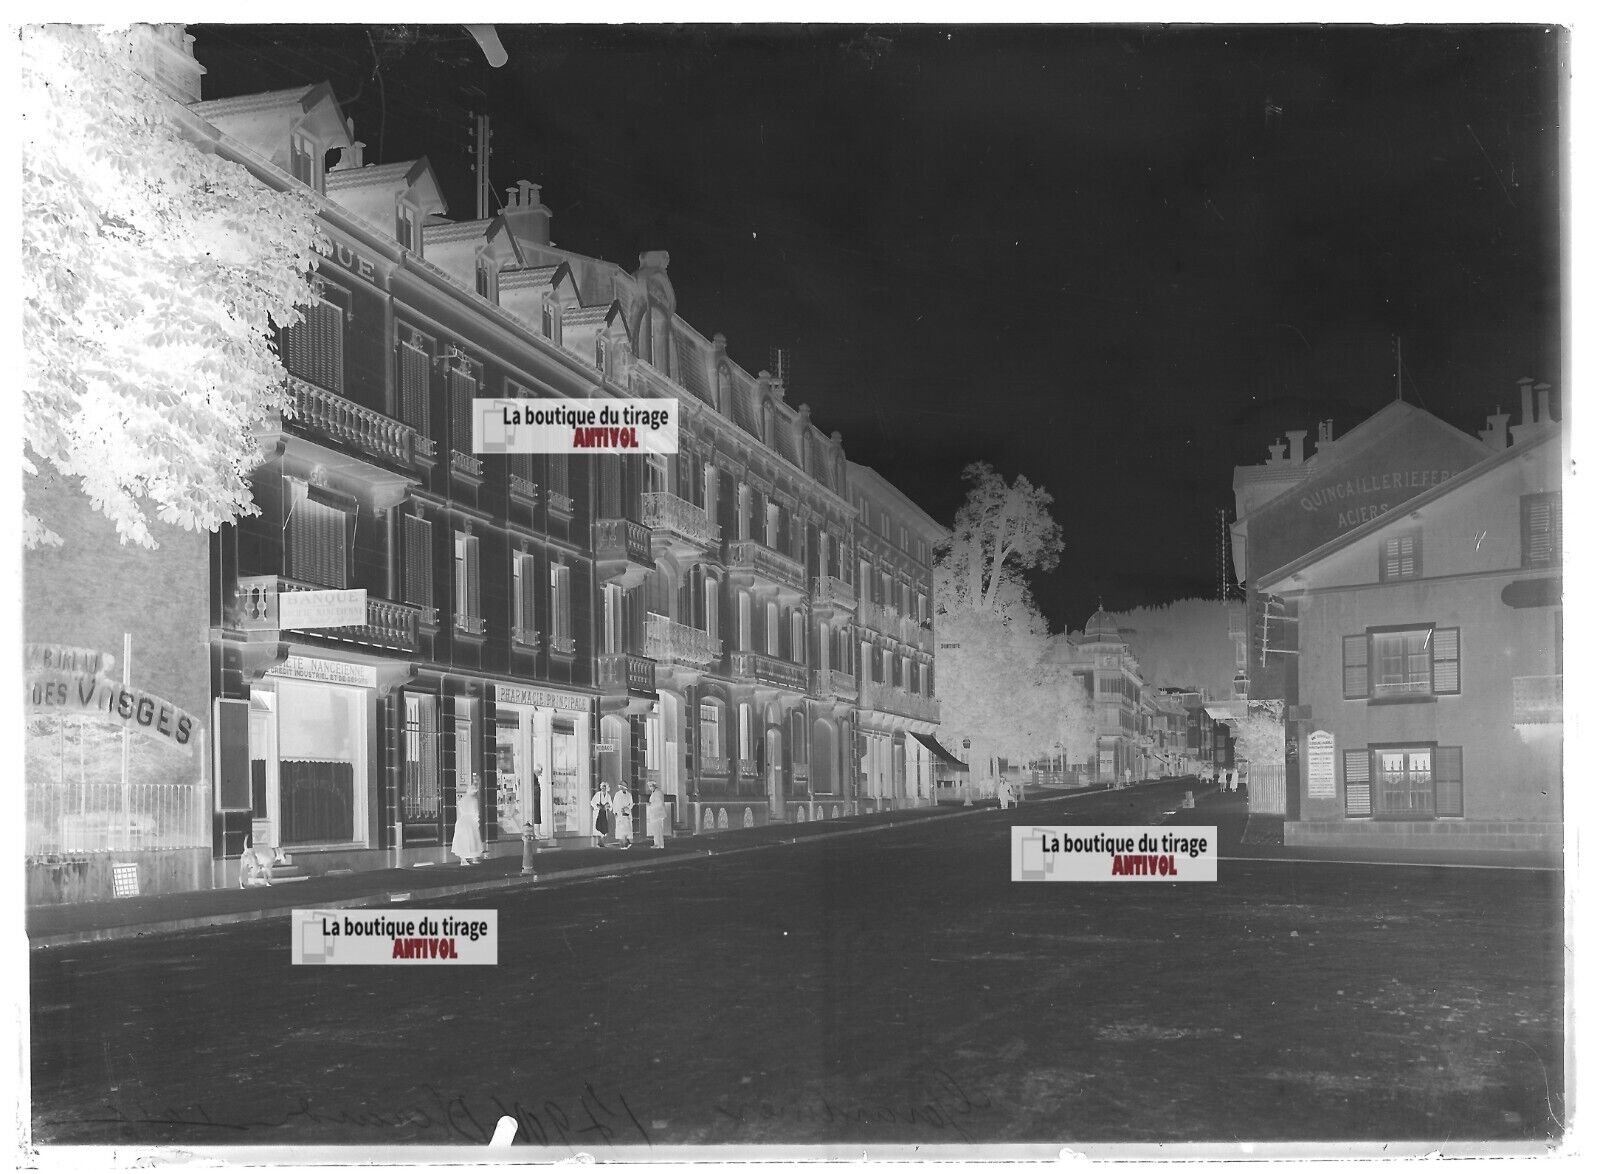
31,779,1564,1150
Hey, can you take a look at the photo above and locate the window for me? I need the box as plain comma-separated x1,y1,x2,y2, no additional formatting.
595,334,608,376
396,202,417,252
699,700,723,760
602,585,623,654
766,601,780,657
397,326,432,435
1380,533,1421,581
547,454,572,512
738,703,754,762
791,612,805,664
286,489,348,588
402,515,433,609
402,694,440,821
282,291,345,393
1344,626,1460,700
289,132,320,190
541,297,562,345
454,533,482,635
550,564,574,653
1522,493,1562,569
512,552,538,645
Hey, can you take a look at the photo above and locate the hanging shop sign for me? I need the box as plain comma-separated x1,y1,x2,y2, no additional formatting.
27,671,199,750
1306,730,1337,799
280,589,368,629
266,655,378,689
494,683,591,712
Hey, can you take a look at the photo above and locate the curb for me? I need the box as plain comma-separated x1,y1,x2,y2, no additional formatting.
25,784,1138,949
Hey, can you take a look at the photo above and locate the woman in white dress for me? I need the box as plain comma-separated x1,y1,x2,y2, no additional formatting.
452,774,485,864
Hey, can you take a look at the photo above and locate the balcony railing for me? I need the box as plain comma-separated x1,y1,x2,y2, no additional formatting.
812,575,857,611
509,475,539,502
511,625,542,650
594,518,653,566
812,667,859,702
726,540,807,593
859,680,941,724
1513,675,1562,724
731,650,809,692
643,492,719,547
597,651,657,697
234,575,422,653
917,622,935,652
454,612,486,637
645,612,721,669
547,490,575,514
738,758,760,778
450,449,483,478
285,378,433,463
860,599,903,636
701,755,731,777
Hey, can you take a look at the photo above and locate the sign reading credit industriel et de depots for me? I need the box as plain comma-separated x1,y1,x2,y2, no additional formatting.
473,398,677,454
292,909,497,965
1012,826,1218,882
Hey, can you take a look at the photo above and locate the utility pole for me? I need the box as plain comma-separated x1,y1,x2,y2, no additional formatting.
468,111,493,221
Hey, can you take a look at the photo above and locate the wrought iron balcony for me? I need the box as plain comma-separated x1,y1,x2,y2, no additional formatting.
285,378,434,464
859,599,904,636
511,625,542,650
726,540,807,594
700,755,731,777
509,475,539,502
454,612,486,637
812,667,859,702
597,651,657,698
1513,675,1562,724
643,492,719,551
233,575,422,653
859,680,941,724
812,575,857,612
738,758,760,778
594,517,653,588
731,650,809,692
450,449,484,479
645,612,721,670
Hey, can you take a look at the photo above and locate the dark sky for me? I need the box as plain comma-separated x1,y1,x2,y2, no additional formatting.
193,23,1565,631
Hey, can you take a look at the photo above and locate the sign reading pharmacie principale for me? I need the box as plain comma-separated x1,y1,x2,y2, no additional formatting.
472,398,678,455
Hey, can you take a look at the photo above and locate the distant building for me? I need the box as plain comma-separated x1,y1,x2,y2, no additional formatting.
1236,387,1561,852
1058,608,1147,781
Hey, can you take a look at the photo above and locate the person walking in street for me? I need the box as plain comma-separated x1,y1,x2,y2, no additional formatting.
452,772,485,865
590,784,610,848
612,784,635,849
646,782,667,849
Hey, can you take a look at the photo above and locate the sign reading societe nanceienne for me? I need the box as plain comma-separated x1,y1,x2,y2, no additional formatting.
266,655,377,689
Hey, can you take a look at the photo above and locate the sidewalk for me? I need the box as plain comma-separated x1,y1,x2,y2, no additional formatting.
27,796,1042,949
1164,786,1563,871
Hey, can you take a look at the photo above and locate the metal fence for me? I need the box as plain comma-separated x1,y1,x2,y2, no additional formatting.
1249,764,1288,815
26,781,209,854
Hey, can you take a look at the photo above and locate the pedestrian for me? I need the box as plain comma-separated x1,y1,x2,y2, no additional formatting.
1122,767,1132,790
452,773,485,865
612,784,635,850
1228,770,1237,793
590,784,610,847
647,782,667,849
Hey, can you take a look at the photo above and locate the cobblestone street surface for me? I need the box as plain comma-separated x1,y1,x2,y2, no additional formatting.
31,780,1564,1153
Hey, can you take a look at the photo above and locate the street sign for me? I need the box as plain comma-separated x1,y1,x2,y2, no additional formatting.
280,589,367,629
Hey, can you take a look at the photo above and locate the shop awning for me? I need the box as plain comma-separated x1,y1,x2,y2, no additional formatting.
913,732,969,772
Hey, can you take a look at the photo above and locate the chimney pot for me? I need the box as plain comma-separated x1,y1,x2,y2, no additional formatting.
1518,377,1536,426
1268,440,1286,463
1535,382,1552,423
1285,429,1308,465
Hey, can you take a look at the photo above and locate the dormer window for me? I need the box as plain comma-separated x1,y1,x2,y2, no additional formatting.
476,260,498,303
290,131,322,191
396,202,418,253
595,334,609,376
541,297,562,345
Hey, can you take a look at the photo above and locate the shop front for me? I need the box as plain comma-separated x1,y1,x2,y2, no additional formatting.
492,682,595,848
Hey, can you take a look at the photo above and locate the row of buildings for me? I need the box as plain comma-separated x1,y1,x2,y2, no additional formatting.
23,28,952,903
1231,392,1563,853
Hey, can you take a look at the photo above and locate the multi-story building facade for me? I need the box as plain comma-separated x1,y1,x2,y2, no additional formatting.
846,463,946,809
1058,609,1147,782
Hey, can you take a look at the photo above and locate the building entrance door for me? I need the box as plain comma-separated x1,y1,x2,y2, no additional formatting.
766,727,783,819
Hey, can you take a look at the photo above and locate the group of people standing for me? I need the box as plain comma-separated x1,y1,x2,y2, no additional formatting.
590,781,667,850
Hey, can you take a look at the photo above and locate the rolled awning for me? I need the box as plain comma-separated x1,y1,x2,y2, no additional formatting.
913,732,969,772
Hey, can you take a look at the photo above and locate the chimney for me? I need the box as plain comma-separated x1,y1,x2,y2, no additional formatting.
1313,419,1334,454
1478,407,1510,451
1518,376,1535,426
1535,382,1552,423
1285,429,1307,465
1268,439,1287,463
502,180,552,246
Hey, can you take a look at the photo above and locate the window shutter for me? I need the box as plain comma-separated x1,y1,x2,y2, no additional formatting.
548,454,569,497
1435,746,1464,817
1382,534,1420,580
1343,635,1369,699
1343,749,1371,816
465,536,481,622
399,339,431,434
449,361,478,452
403,516,433,608
1432,628,1461,695
1523,493,1561,569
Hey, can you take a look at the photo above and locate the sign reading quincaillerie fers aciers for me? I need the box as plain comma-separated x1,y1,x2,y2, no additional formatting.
1306,730,1337,799
279,589,367,629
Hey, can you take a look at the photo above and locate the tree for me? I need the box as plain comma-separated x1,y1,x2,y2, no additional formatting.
934,464,1085,782
21,24,324,550
1225,699,1286,769
1111,598,1241,700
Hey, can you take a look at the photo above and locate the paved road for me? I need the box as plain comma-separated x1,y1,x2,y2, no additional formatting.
31,779,1564,1151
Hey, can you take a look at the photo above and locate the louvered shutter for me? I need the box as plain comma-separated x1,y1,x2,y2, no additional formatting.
403,516,433,607
399,340,431,434
464,536,481,623
1343,635,1369,699
449,363,478,452
1383,534,1420,580
1344,749,1371,816
1523,494,1561,569
1435,746,1464,816
1431,628,1461,695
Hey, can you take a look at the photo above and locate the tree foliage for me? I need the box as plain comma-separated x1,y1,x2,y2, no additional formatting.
934,464,1090,773
1107,598,1241,699
21,24,324,549
1225,699,1286,769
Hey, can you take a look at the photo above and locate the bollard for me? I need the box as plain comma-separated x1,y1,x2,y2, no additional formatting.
521,825,537,876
